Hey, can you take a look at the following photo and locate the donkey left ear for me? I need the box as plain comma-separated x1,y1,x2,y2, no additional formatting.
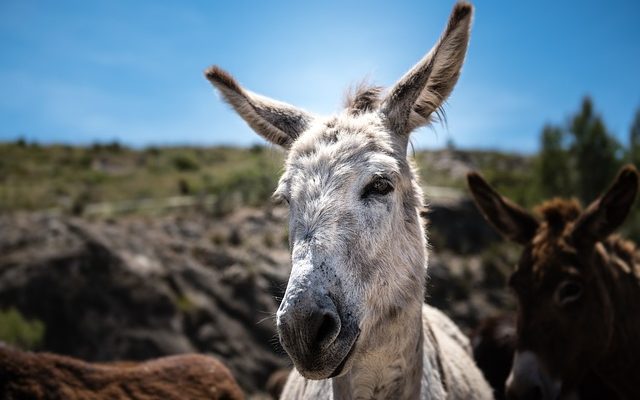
205,66,314,149
467,171,539,245
572,165,640,246
381,2,473,137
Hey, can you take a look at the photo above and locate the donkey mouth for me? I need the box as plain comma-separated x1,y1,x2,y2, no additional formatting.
328,330,360,378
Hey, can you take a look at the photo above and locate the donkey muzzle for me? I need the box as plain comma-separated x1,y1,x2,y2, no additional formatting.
276,284,360,380
506,351,561,400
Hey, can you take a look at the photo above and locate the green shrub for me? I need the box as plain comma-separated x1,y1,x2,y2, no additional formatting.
172,154,200,171
0,308,46,349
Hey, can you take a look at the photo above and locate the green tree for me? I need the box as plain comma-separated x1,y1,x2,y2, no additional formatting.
537,125,572,198
568,97,621,204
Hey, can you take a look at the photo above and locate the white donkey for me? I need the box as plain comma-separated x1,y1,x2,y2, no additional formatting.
206,2,492,399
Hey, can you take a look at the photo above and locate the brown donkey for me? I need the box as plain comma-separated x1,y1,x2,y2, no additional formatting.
467,165,640,400
0,344,244,400
470,314,619,400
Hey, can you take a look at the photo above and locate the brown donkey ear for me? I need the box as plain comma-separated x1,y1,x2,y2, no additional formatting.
571,165,640,246
467,171,539,245
382,2,473,137
205,66,314,149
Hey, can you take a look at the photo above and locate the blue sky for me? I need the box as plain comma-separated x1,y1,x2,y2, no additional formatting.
1,0,639,152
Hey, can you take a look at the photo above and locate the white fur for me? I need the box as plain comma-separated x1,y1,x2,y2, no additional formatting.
206,3,491,399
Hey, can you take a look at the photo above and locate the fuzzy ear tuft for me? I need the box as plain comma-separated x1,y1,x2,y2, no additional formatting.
205,66,314,148
205,66,244,96
382,1,473,137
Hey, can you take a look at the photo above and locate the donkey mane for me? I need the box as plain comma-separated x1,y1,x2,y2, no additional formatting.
531,197,640,279
529,199,583,264
343,82,449,126
534,198,582,233
343,83,384,115
601,235,640,278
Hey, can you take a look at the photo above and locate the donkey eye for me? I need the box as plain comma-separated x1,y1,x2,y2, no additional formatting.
555,280,583,306
361,177,394,199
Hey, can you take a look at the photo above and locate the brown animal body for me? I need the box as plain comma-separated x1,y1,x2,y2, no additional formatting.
0,345,244,400
471,314,619,400
471,314,517,400
467,165,640,400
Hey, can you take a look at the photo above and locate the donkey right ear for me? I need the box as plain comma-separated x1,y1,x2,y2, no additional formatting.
467,172,539,245
205,66,314,149
381,2,473,137
571,165,639,246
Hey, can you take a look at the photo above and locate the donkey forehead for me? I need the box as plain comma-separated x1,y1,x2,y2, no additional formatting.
530,233,580,270
277,113,401,195
513,240,581,289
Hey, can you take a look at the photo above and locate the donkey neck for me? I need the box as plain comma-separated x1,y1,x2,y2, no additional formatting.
330,171,428,399
331,234,427,400
331,301,424,400
593,242,640,397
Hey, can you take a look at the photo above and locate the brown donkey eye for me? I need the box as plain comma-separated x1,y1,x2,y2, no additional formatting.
362,177,394,199
555,280,583,306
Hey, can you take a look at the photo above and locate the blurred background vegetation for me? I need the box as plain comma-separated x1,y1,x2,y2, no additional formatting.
0,308,45,350
3,97,639,236
0,143,282,215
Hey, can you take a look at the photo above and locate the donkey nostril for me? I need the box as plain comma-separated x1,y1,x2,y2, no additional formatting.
313,311,339,347
519,385,543,400
506,382,544,400
530,386,543,400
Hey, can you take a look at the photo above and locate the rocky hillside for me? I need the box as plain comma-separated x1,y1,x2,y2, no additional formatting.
0,208,291,398
0,192,517,398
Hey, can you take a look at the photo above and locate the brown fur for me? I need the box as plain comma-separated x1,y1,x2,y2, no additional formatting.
0,345,244,400
534,198,582,234
471,314,619,400
468,165,640,399
471,314,516,400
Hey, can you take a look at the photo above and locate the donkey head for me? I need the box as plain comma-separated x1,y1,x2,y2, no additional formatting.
206,2,473,380
467,165,639,399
